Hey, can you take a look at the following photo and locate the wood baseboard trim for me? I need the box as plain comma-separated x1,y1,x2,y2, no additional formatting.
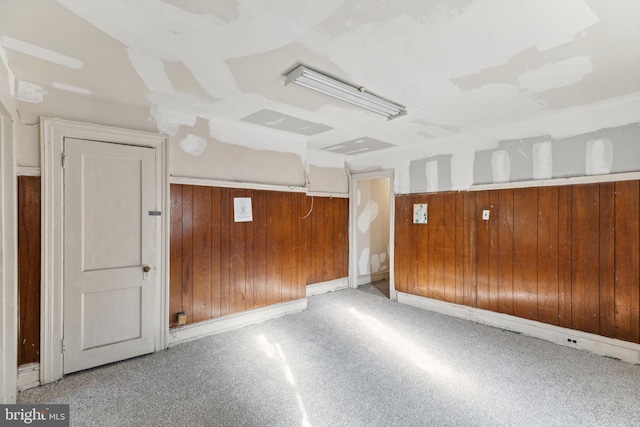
168,298,307,347
306,278,349,296
17,363,40,391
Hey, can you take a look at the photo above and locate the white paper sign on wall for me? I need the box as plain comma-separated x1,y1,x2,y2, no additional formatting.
413,203,428,224
234,197,253,222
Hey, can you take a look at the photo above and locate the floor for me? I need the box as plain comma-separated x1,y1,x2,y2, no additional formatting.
356,279,390,298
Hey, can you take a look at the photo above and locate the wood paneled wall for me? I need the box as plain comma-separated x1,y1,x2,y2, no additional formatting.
170,185,348,328
395,181,640,344
18,176,41,366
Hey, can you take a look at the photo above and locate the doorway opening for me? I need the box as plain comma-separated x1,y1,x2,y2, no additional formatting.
349,171,395,299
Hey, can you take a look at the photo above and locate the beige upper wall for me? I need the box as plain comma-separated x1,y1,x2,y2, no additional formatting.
12,90,347,191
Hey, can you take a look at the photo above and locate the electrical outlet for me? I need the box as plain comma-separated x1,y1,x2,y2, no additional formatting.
482,210,490,220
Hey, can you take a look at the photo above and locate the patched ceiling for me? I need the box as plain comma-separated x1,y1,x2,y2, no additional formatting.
1,0,639,157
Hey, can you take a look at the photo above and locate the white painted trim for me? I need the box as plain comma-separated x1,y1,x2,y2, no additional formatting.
170,176,307,193
398,292,640,365
470,171,640,192
17,363,39,391
16,167,40,177
40,118,168,384
168,298,307,347
306,278,349,296
357,272,389,286
349,170,396,300
1,110,18,403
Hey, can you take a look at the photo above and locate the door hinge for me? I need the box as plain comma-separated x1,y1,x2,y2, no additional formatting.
61,152,67,168
62,339,66,353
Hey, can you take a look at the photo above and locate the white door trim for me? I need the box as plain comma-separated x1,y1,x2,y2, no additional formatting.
40,118,167,384
1,108,18,403
349,170,396,300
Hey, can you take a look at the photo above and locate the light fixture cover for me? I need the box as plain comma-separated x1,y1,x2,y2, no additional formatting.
285,65,407,120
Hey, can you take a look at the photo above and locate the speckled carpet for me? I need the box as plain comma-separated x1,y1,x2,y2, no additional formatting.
19,288,640,426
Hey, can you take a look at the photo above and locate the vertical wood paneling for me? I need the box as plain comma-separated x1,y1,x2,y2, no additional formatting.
598,183,615,338
463,193,477,307
244,190,255,311
230,190,247,314
429,194,445,300
18,176,41,366
167,186,349,328
443,193,457,303
498,189,514,315
181,185,194,323
169,184,184,328
267,191,283,306
513,188,538,321
558,186,573,329
192,186,212,322
210,187,222,318
394,179,640,344
416,195,429,297
296,194,307,298
537,187,559,325
571,184,600,335
614,181,640,343
281,193,294,303
322,197,335,283
252,190,268,309
394,196,410,294
219,188,231,317
475,191,490,310
454,193,465,305
488,191,500,312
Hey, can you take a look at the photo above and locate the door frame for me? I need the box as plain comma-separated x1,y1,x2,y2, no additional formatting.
40,118,167,384
349,169,396,300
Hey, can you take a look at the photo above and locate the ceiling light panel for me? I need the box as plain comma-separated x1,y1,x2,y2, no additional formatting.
285,65,407,120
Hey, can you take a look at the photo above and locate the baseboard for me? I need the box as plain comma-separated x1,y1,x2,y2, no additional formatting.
398,292,640,365
168,298,307,347
17,363,40,391
306,278,349,296
357,272,389,286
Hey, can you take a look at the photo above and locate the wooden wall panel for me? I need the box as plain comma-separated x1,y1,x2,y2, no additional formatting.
463,193,477,307
394,179,640,345
537,187,559,326
571,184,600,335
557,186,573,329
475,191,490,310
454,193,465,305
498,189,514,315
416,195,429,298
614,181,640,343
443,193,457,303
598,183,615,338
512,188,538,321
18,176,41,366
170,186,348,327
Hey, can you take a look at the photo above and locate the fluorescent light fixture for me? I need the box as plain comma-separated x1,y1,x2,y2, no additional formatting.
285,65,407,120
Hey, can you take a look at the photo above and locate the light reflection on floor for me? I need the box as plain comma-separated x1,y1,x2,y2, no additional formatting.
348,307,456,379
258,334,312,427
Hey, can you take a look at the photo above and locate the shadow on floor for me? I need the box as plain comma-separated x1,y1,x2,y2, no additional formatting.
357,279,390,299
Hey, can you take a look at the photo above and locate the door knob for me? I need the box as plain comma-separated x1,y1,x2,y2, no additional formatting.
143,265,151,273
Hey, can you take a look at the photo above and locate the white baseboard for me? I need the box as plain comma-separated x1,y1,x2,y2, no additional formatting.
306,278,349,296
168,298,307,347
357,272,389,286
398,292,640,365
17,363,40,391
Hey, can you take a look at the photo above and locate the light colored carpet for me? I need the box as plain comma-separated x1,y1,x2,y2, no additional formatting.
19,289,640,426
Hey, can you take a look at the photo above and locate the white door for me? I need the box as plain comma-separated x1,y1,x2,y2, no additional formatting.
63,138,156,374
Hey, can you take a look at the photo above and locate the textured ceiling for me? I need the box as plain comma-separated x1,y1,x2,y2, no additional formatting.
1,0,639,156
